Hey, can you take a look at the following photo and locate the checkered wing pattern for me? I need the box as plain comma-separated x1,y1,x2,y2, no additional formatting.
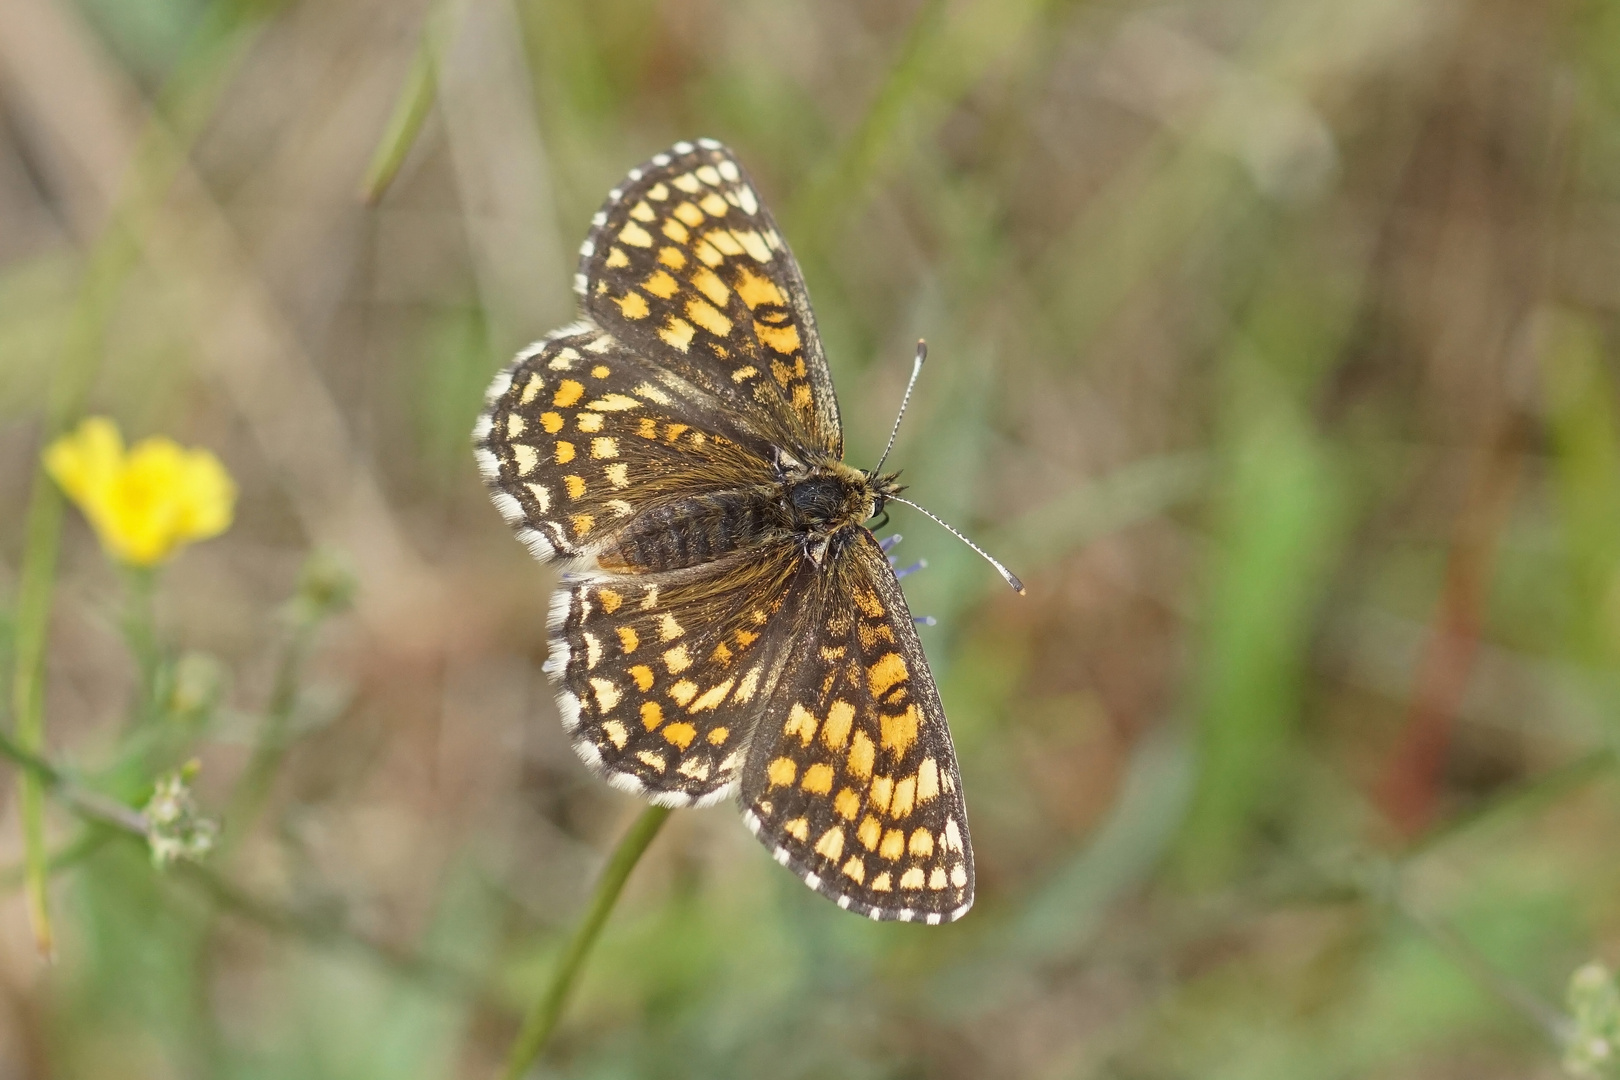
543,542,810,805
741,530,973,923
575,138,841,460
474,325,774,562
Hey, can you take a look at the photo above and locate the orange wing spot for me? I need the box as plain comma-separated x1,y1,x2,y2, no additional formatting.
767,757,797,787
869,776,893,814
615,292,650,320
605,247,630,268
734,229,772,261
706,229,743,256
871,872,892,892
879,829,905,861
555,440,577,464
849,730,875,779
917,758,940,802
785,818,809,842
657,245,687,268
553,380,585,407
591,365,611,379
784,703,818,745
712,641,733,664
815,826,844,861
673,201,706,227
618,221,653,247
756,320,801,354
841,856,865,884
734,266,785,309
540,411,564,433
686,297,732,338
909,828,934,858
792,384,812,411
661,219,689,243
661,722,697,749
687,679,733,712
642,270,679,298
891,776,916,819
598,588,624,613
570,513,594,536
822,700,855,750
881,705,919,755
691,268,730,305
637,418,659,438
856,620,897,649
901,867,927,890
699,192,728,217
734,628,759,648
834,788,861,821
770,359,792,387
800,763,834,795
663,423,689,442
564,474,586,498
707,726,729,745
659,317,695,352
853,589,885,618
693,240,723,266
858,815,882,851
629,665,654,692
867,653,908,698
731,365,758,383
617,626,639,653
640,701,663,731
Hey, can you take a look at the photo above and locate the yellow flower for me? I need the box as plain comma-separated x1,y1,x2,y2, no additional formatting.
45,417,236,567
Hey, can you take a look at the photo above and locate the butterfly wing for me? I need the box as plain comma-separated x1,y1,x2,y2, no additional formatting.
475,325,777,564
574,139,842,460
739,529,974,923
544,539,815,805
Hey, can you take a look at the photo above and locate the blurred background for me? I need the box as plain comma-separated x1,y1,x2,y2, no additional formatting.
3,0,1620,1075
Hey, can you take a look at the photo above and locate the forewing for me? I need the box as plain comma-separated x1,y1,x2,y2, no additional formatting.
740,530,973,922
475,324,774,562
575,138,842,458
545,542,807,805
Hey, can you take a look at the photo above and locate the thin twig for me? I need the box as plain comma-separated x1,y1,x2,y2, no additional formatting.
500,805,672,1079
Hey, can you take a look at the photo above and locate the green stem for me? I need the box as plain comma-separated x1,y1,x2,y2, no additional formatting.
222,617,318,851
500,805,672,1079
360,4,446,204
11,469,65,957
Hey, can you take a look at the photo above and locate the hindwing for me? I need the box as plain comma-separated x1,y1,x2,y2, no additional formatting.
740,530,973,923
544,541,807,805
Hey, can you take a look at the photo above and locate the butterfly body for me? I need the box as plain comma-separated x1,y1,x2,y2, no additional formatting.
475,139,974,923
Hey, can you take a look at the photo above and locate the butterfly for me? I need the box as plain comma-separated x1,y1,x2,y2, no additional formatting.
474,139,1021,923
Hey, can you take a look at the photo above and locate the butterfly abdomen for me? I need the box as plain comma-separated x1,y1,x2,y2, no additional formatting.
596,487,786,573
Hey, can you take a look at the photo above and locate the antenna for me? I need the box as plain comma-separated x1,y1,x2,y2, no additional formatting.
870,340,927,477
887,495,1026,594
